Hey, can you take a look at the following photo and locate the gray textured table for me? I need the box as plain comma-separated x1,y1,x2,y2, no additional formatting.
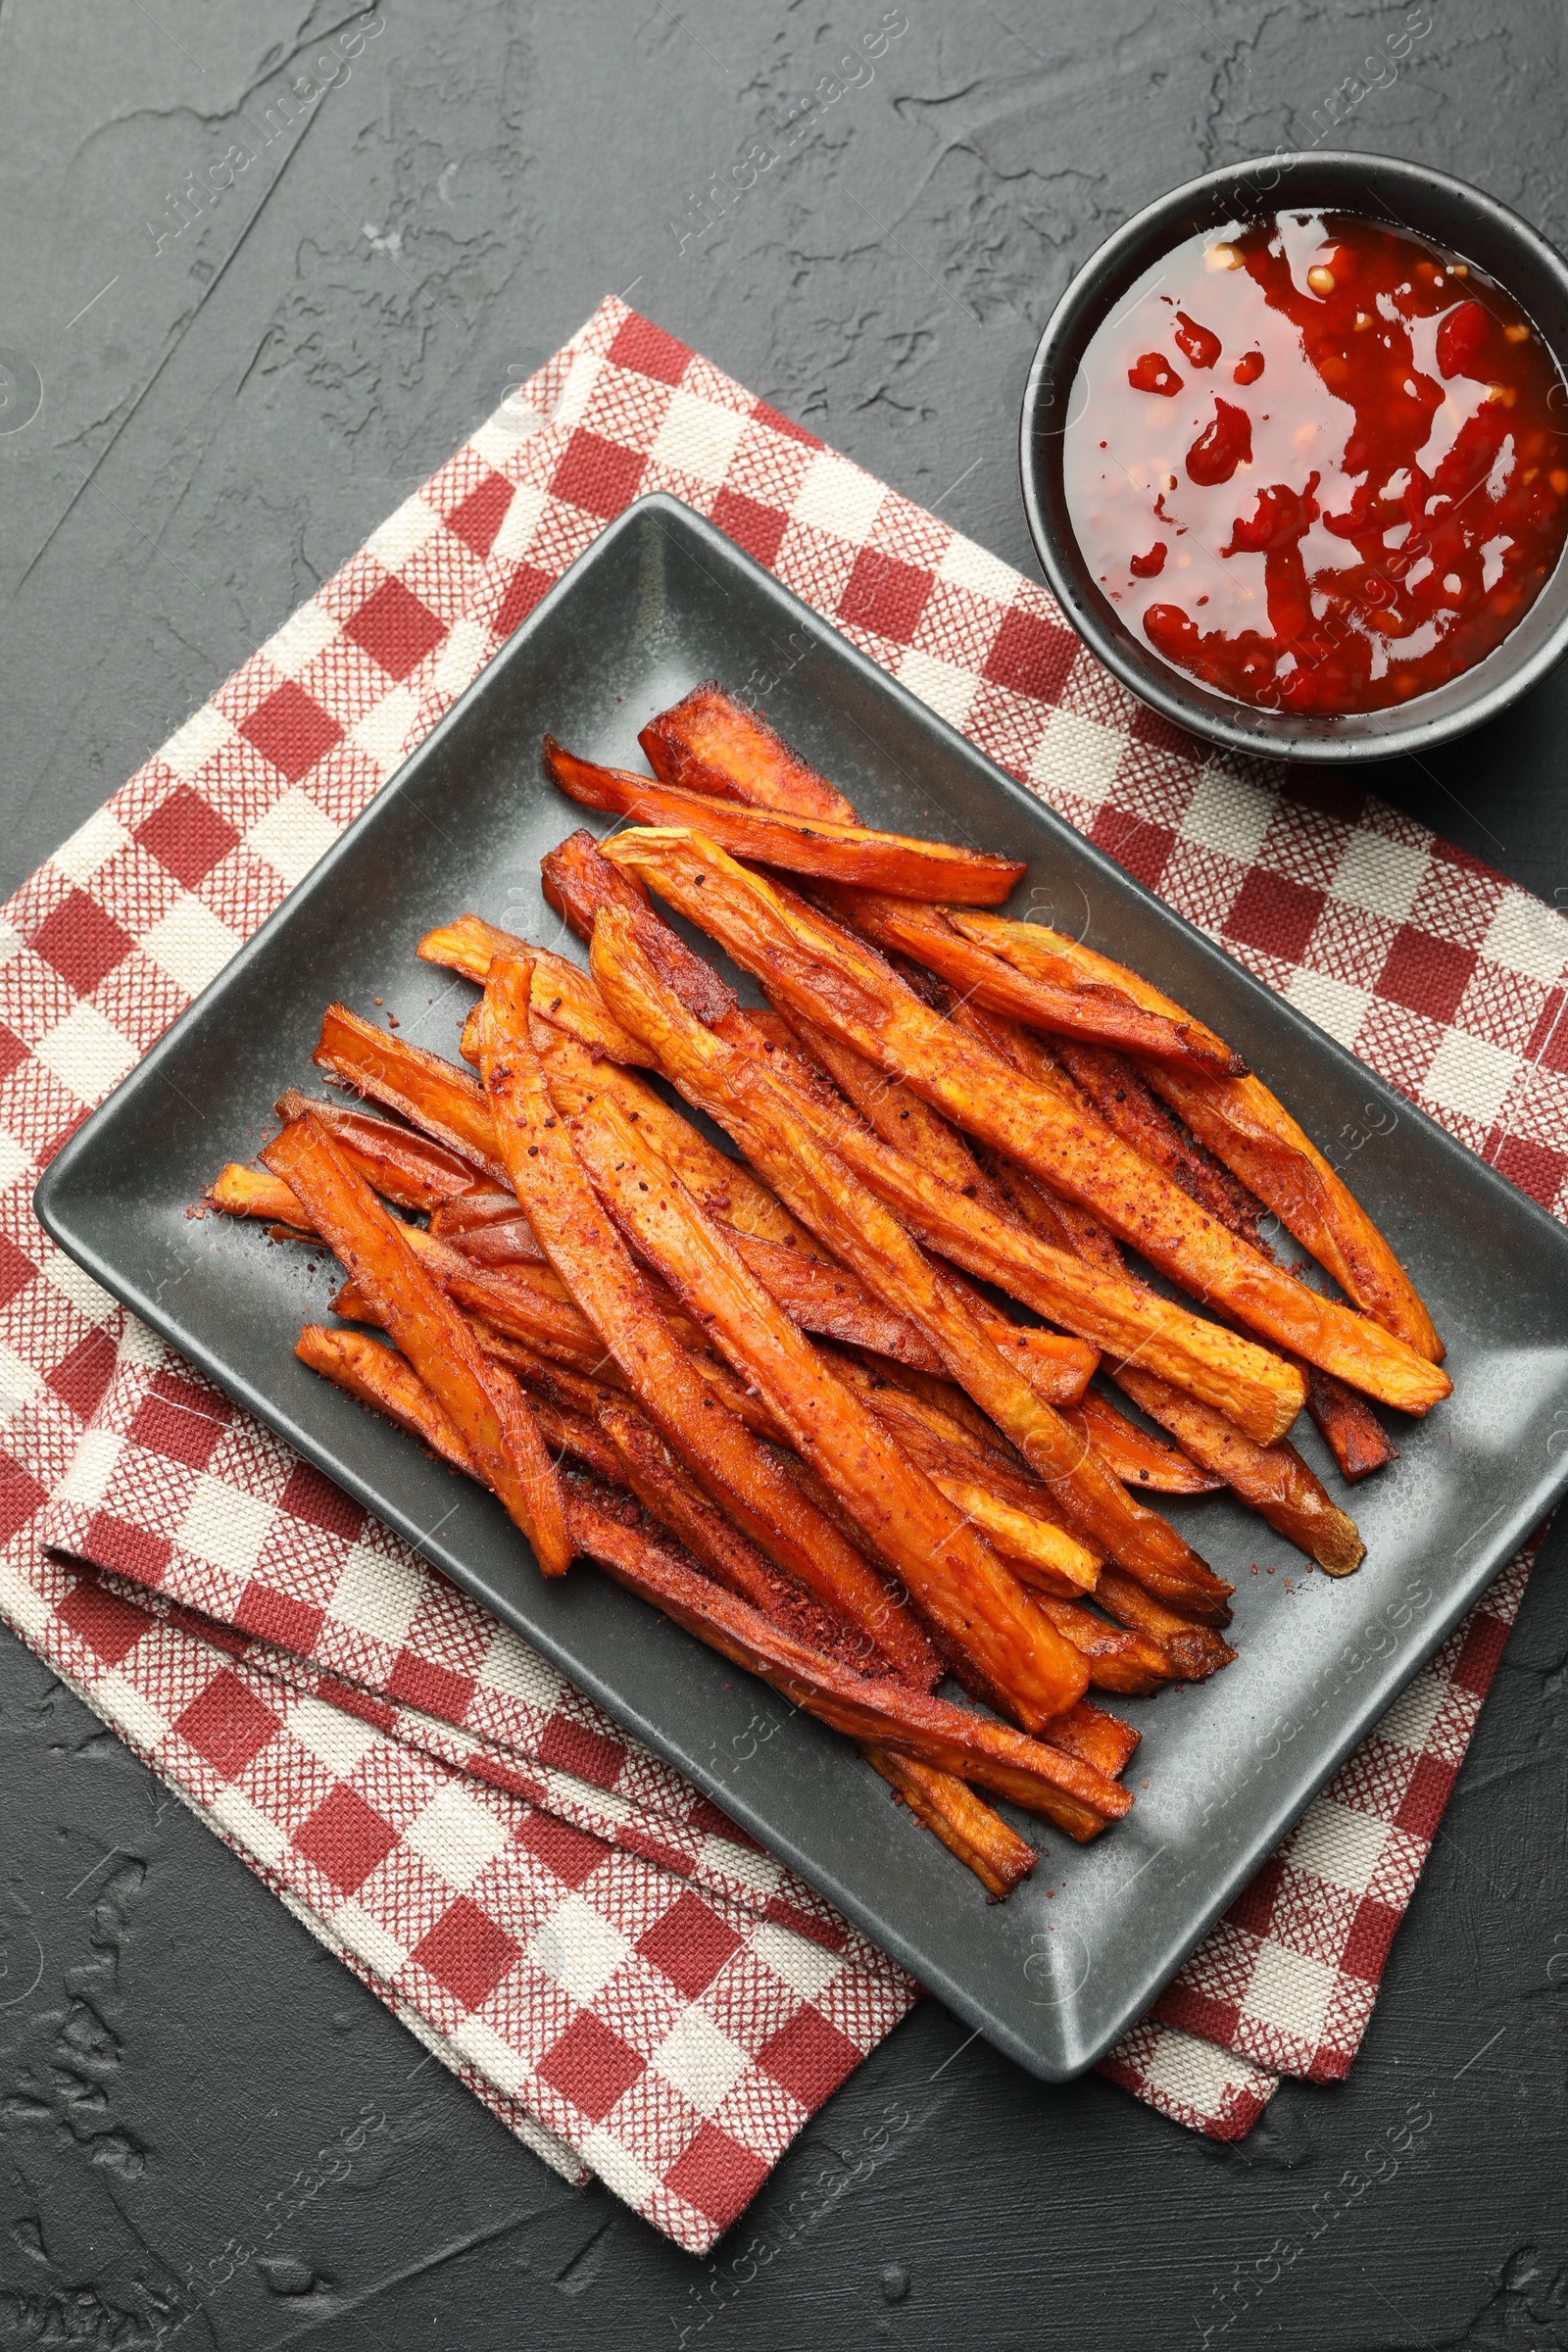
2,6,1565,2346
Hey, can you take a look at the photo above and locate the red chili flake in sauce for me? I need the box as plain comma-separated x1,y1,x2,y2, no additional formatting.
1185,397,1253,485
1435,298,1487,380
1173,312,1221,368
1128,352,1183,397
1064,212,1568,714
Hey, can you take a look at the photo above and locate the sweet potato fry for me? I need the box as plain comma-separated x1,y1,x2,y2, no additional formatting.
751,1095,1302,1456
838,1348,1035,1468
574,1504,1130,1834
717,1037,1055,1452
550,1065,1093,1727
272,1089,484,1212
315,1004,509,1180
1044,1043,1267,1244
985,1150,1128,1278
951,910,1445,1364
416,914,656,1066
335,1249,636,1390
836,1420,1201,1680
428,1188,528,1236
401,1228,635,1365
700,1109,1175,1590
946,912,1235,1059
329,1271,634,1396
607,832,1450,1419
640,681,859,824
445,984,802,1238
862,1749,1037,1897
1027,1596,1178,1695
543,737,1026,905
956,1321,1098,1407
300,1318,1122,1836
432,1187,952,1372
966,1079,1367,1566
712,1231,947,1372
1302,1362,1397,1482
1110,1363,1365,1574
424,1218,776,1436
441,1212,549,1268
715,1003,807,1058
265,1113,571,1574
1052,1699,1141,1780
318,1007,794,1261
832,1354,1029,1477
458,1001,484,1067
816,886,1246,1076
416,911,523,984
209,1164,314,1227
312,994,1089,1396
841,1156,1354,1566
1092,1569,1237,1678
527,1026,1091,1390
604,924,1303,1448
587,909,1230,1621
423,1029,1014,1378
1037,1048,1396,1480
1061,1390,1224,1494
576,1428,997,1909
537,1400,631,1483
925,1476,1099,1595
542,828,737,1025
442,1321,624,1415
530,1028,813,1249
211,1106,488,1228
827,1353,1036,1484
309,1311,796,1660
825,1360,1098,1578
570,1119,1100,1712
553,1393,1038,1885
501,1342,787,1471
743,1231,1096,1401
760,1019,1130,1397
296,1323,476,1474
777,1008,1015,1216
471,955,941,1691
595,1397,885,1675
401,1231,788,1417
715,1005,849,1097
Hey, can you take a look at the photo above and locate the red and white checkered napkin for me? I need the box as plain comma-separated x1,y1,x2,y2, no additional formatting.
3,296,1564,2242
34,1331,910,2245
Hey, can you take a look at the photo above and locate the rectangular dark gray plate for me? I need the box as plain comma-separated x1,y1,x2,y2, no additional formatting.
36,494,1568,2082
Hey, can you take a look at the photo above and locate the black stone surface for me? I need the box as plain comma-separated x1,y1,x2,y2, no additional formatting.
1,4,1564,2345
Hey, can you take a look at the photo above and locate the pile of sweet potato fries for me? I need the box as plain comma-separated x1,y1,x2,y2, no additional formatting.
208,682,1450,1900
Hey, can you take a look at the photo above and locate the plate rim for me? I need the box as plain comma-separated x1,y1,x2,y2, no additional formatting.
33,489,1568,2081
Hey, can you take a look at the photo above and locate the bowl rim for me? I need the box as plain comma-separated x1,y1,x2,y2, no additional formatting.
1018,149,1568,764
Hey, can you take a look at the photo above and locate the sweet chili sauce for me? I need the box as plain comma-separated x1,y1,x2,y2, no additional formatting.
1062,212,1568,715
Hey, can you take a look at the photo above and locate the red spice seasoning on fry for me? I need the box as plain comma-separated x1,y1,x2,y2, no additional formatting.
1064,212,1568,714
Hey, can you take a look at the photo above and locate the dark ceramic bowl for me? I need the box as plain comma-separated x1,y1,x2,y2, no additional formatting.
1019,152,1568,763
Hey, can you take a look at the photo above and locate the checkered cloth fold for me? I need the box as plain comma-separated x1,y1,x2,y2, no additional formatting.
2,296,1560,2248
